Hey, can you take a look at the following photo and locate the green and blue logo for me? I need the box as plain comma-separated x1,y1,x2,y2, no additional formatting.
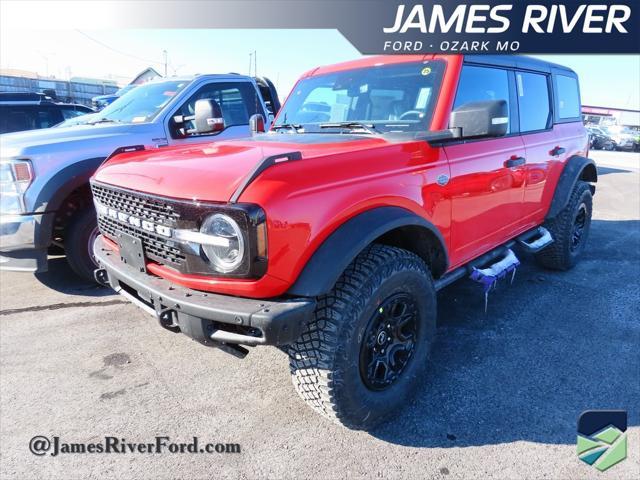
577,410,627,471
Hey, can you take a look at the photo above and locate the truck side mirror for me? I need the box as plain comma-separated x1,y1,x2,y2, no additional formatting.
450,100,508,139
249,114,265,135
194,99,225,134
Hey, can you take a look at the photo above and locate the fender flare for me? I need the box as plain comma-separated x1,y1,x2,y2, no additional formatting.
546,155,597,220
32,156,105,247
287,206,448,297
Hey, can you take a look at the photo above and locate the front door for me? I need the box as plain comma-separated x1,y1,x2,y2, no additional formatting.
444,64,526,267
166,81,266,145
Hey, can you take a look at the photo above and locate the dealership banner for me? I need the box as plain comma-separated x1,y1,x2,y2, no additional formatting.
6,0,639,54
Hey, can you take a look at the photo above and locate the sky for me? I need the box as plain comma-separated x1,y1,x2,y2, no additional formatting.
1,29,639,110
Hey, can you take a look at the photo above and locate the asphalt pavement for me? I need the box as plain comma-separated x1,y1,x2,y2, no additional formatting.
1,149,639,480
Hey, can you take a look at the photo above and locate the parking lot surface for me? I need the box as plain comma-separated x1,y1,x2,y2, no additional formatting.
1,150,639,480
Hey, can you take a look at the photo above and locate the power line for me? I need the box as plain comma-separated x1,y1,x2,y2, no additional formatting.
74,29,164,66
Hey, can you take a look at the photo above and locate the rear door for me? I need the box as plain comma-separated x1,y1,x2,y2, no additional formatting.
444,64,527,266
515,69,557,224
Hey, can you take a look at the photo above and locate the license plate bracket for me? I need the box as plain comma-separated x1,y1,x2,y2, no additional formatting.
117,232,147,273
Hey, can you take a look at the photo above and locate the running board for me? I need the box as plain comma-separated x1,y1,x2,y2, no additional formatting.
469,248,520,312
434,241,516,292
516,226,553,253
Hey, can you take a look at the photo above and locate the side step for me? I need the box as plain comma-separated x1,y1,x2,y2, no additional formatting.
434,241,516,292
516,226,553,253
433,225,551,293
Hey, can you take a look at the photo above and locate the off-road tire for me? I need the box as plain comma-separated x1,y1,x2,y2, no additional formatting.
288,244,437,430
536,180,592,271
65,207,100,282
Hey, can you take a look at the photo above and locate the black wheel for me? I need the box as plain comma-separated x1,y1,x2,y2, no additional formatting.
535,180,592,271
288,244,436,429
65,207,100,282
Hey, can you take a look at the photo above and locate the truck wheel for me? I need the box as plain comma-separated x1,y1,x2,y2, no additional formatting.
65,207,100,282
536,180,592,271
288,244,436,429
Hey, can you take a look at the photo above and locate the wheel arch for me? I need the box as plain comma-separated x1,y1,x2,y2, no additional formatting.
33,157,104,248
546,155,597,220
287,206,448,297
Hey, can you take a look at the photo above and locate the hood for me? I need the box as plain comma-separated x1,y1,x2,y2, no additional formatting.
0,122,156,159
94,133,391,202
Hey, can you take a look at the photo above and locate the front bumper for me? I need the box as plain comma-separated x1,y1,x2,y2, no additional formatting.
0,213,49,272
93,236,315,355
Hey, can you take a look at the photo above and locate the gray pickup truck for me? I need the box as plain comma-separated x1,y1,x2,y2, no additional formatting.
0,74,279,280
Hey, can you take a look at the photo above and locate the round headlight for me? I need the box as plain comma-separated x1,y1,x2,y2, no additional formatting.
200,214,245,273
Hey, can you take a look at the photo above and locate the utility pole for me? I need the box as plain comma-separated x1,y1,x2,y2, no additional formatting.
163,50,168,76
248,50,257,76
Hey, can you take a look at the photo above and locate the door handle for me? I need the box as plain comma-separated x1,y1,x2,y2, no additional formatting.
505,156,526,168
551,146,566,157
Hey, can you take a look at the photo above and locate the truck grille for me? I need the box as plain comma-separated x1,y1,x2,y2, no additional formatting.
92,183,186,267
92,184,180,226
97,216,186,266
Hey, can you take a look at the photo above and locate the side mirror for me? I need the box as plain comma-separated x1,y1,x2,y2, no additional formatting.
194,99,225,134
249,114,266,134
450,100,508,139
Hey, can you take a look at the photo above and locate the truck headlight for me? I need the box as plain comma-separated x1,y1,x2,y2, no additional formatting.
200,213,245,273
0,159,34,215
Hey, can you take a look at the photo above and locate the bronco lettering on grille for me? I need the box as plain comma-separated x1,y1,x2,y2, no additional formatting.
95,201,173,238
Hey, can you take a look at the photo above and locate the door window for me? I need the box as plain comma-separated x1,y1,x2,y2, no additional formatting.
453,66,511,134
171,82,264,138
516,72,551,132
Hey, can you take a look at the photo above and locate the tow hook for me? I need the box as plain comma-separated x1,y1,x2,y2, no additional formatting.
94,268,110,286
156,306,181,333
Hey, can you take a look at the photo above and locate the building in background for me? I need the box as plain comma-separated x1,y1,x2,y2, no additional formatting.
0,68,119,107
91,67,161,110
582,105,640,130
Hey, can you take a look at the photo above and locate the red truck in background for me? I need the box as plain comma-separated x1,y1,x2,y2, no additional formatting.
91,54,595,429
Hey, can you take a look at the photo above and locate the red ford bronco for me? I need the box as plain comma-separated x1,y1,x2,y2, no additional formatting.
92,55,595,429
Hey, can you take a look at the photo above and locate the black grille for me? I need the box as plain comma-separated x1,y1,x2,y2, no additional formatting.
90,181,265,278
92,184,180,226
98,216,186,266
92,183,185,267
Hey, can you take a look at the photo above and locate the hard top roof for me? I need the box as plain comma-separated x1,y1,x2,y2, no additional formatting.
305,54,576,77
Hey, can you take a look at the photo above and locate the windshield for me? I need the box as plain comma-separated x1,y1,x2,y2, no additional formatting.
89,80,190,124
274,60,445,133
115,84,136,96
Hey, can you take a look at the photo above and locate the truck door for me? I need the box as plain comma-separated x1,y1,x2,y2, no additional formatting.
444,65,527,266
515,70,558,225
166,81,268,145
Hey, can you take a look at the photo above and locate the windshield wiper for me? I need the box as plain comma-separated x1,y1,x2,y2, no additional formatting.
319,122,378,134
87,118,121,125
272,123,302,133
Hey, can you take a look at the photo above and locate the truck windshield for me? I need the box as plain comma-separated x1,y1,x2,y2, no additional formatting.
274,60,445,134
88,80,189,124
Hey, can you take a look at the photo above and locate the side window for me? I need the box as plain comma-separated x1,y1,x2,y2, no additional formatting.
0,106,36,133
555,75,581,120
171,82,264,138
37,107,63,128
453,66,511,134
516,72,551,132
